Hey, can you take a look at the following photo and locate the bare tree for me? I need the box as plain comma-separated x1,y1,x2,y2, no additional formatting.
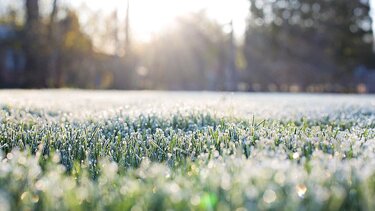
224,21,237,91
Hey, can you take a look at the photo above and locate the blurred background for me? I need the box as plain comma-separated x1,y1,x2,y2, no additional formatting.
0,0,374,93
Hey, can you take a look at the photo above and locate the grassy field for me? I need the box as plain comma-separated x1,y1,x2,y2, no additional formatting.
0,90,374,210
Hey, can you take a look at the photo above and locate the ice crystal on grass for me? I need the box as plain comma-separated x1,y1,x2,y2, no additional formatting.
0,91,375,210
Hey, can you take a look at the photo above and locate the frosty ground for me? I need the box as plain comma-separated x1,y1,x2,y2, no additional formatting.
0,90,374,210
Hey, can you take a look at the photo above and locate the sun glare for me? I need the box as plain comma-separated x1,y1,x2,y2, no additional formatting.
70,0,249,42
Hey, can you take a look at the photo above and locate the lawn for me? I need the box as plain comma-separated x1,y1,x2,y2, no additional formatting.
0,90,374,210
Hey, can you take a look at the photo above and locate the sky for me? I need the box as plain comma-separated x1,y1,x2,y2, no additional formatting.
67,0,250,42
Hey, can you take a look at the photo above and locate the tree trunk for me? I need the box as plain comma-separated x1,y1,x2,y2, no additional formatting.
24,0,45,87
48,0,60,87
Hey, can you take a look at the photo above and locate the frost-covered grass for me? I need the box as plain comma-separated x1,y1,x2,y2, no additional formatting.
0,90,375,210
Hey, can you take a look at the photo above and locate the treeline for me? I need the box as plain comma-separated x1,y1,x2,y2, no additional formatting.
0,0,374,92
244,0,375,92
0,0,135,89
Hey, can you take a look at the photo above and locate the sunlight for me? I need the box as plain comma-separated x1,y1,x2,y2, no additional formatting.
69,0,249,42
